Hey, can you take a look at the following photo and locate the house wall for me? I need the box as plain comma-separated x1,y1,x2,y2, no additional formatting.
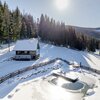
15,55,32,60
15,51,37,60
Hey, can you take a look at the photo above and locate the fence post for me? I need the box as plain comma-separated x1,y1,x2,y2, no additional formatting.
80,62,85,75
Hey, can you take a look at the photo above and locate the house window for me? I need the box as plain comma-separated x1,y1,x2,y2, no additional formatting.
16,51,21,55
24,51,30,55
16,51,36,55
30,51,36,55
24,51,27,54
16,51,28,55
21,51,25,54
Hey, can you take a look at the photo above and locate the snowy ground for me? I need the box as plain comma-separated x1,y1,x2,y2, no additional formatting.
0,42,100,77
0,65,100,100
0,42,100,100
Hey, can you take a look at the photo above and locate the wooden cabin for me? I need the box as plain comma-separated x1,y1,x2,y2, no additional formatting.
13,38,40,60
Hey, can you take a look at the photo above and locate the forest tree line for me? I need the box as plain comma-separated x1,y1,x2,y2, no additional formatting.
39,14,100,52
0,1,100,52
0,1,37,43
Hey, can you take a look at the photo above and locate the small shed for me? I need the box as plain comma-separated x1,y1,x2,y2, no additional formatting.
13,38,40,60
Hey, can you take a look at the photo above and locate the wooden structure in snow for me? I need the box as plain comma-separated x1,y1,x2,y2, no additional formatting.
13,38,40,60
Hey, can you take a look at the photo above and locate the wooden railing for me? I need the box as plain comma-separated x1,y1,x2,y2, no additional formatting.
0,58,60,84
0,58,100,84
80,65,100,74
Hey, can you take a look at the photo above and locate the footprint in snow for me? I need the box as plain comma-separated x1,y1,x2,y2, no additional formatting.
15,88,20,92
8,94,13,99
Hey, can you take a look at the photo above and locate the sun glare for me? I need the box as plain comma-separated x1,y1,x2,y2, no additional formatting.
55,0,69,11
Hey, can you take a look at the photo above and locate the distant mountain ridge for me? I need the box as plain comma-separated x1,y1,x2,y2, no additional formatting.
67,26,100,39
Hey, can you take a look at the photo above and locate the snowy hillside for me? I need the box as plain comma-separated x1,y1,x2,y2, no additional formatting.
73,26,100,39
0,42,100,100
0,42,100,77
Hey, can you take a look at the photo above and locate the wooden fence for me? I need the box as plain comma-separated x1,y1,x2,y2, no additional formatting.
0,58,59,84
80,65,100,75
0,58,100,84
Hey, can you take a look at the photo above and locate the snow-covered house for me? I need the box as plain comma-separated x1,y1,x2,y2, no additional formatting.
13,38,40,60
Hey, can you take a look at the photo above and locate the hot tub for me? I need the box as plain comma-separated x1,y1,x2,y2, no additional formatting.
50,77,89,94
62,81,89,94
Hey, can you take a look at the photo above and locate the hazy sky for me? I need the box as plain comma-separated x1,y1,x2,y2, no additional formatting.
1,0,100,27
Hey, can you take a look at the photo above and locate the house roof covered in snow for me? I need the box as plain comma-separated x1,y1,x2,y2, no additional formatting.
13,38,38,51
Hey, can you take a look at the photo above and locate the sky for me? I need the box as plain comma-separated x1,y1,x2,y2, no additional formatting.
1,0,100,28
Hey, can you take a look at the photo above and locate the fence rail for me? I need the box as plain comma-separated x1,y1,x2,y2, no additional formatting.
0,58,100,84
80,65,100,74
0,58,59,84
